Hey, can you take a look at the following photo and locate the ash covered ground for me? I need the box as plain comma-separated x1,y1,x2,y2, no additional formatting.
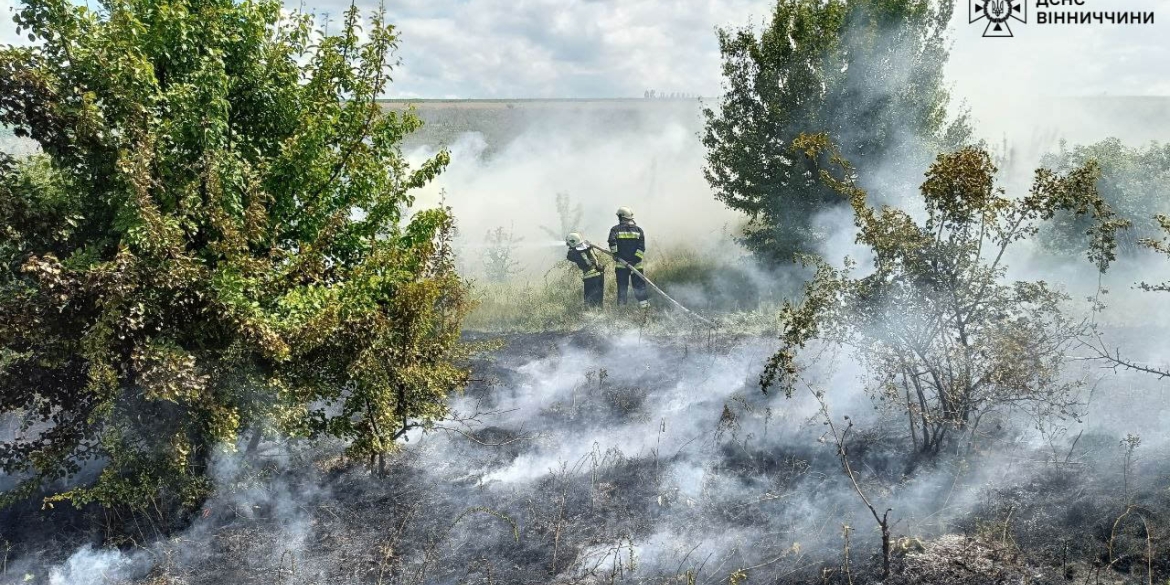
6,327,1168,585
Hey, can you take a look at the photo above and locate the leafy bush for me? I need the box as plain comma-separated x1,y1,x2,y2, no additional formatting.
764,134,1127,455
1140,214,1170,292
0,0,470,513
1082,214,1170,378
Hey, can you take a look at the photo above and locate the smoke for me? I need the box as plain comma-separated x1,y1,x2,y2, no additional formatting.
399,102,744,280
45,546,151,585
14,322,1163,582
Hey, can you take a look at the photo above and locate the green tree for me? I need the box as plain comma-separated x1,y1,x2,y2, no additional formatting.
762,134,1126,455
1039,138,1170,257
0,0,469,514
702,0,970,263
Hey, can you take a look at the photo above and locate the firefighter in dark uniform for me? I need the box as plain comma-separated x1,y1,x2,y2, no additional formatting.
607,207,649,308
565,233,604,308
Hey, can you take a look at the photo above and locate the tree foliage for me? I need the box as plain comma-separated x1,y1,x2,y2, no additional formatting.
763,134,1128,455
0,0,471,512
1039,138,1170,257
702,0,970,263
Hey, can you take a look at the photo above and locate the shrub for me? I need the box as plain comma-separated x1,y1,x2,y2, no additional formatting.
764,134,1127,455
0,0,469,513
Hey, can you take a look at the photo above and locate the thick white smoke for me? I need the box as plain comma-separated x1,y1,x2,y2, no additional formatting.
400,102,745,279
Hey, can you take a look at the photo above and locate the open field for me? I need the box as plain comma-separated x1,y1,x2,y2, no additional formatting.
379,98,708,158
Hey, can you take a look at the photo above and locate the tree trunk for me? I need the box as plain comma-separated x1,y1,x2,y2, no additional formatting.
881,511,892,579
245,428,263,459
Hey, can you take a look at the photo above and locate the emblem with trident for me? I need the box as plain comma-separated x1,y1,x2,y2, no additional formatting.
970,0,1027,36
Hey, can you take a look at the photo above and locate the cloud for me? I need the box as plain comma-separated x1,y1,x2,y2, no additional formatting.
345,0,1170,106
308,0,767,98
3,0,1167,105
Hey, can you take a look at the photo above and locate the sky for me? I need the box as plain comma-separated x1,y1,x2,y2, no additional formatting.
1,0,1168,137
292,0,1170,102
327,0,1170,104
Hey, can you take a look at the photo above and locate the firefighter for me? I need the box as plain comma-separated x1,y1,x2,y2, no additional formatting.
565,233,604,308
607,207,649,308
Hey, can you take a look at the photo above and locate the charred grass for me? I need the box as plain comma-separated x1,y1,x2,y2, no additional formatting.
3,333,1169,585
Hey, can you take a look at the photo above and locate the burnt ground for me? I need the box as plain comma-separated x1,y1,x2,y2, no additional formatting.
1,330,1169,585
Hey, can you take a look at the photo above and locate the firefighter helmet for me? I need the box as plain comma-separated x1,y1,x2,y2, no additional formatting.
616,206,634,220
566,233,585,248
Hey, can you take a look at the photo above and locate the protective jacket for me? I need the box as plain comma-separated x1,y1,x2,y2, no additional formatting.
566,246,602,280
566,246,604,307
608,219,648,306
607,219,645,270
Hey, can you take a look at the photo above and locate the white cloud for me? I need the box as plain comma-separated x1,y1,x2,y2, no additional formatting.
323,0,1170,105
312,0,768,98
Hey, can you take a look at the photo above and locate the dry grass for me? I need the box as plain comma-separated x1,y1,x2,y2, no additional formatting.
465,245,788,335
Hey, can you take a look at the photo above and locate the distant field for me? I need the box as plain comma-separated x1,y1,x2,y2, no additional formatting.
378,96,1170,157
379,98,708,156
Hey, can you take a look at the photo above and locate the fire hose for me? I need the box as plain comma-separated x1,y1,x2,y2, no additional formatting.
588,244,716,327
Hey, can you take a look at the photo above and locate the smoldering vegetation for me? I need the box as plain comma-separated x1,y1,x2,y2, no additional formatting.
5,97,1170,585
4,315,1170,584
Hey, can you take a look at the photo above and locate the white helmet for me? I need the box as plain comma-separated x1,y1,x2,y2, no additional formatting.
566,233,586,249
616,206,634,220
